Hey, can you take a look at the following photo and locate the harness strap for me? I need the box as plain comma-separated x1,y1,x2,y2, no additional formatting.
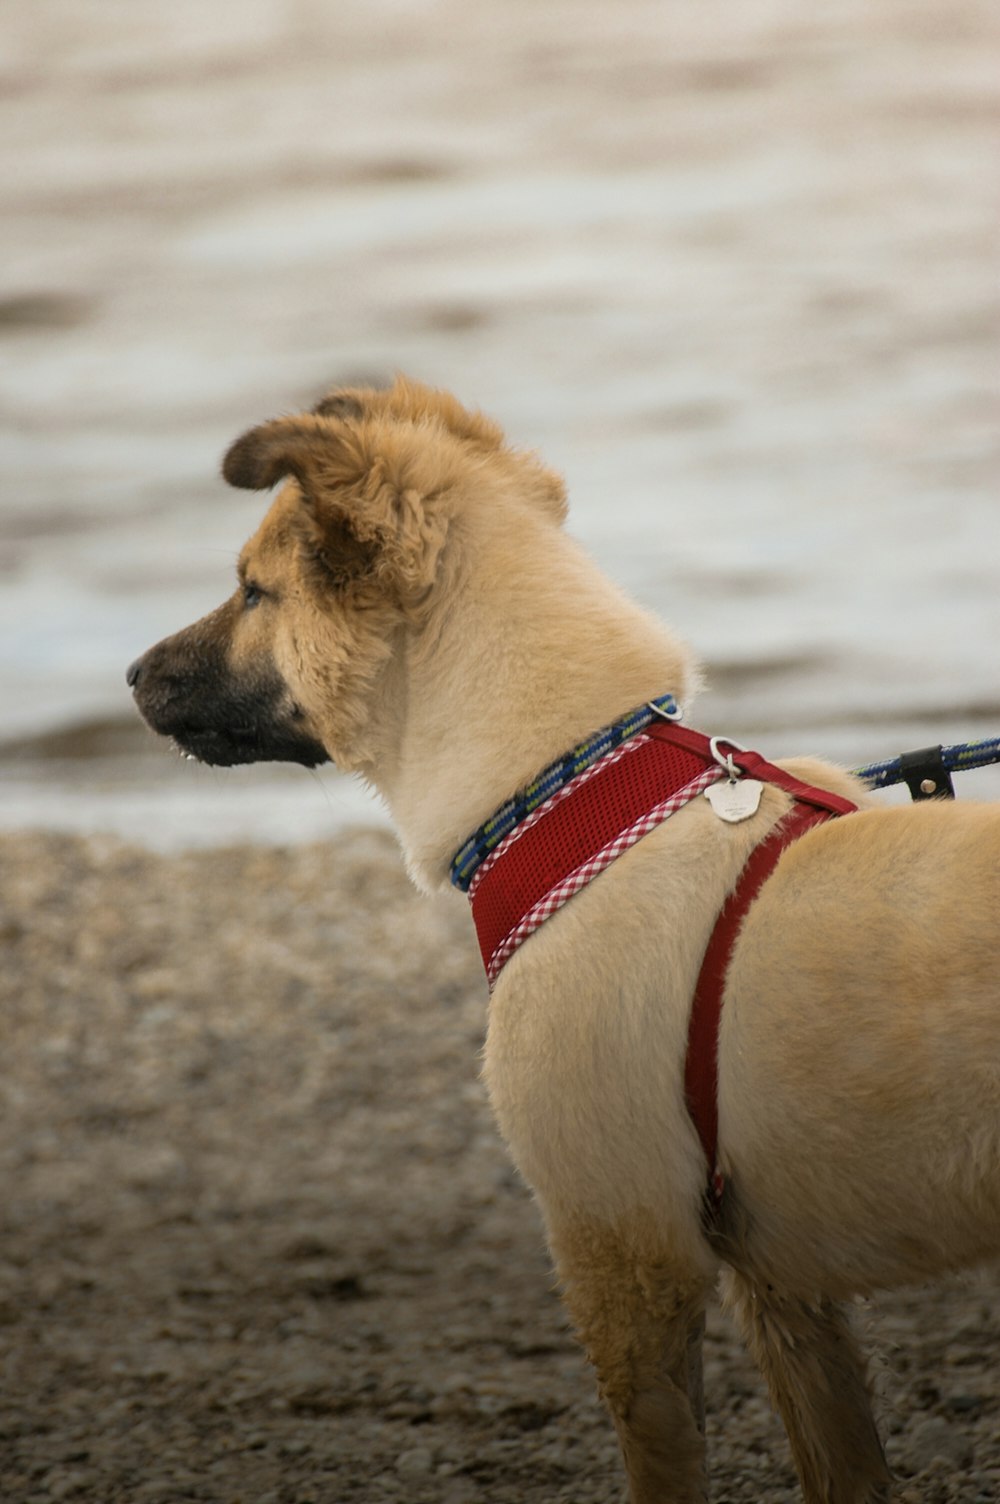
686,800,840,1218
469,729,719,986
644,720,859,818
459,705,859,1224
644,720,858,1216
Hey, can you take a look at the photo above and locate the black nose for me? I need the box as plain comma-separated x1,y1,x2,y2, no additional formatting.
126,655,144,689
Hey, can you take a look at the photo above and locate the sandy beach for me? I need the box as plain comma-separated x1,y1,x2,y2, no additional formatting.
1,829,998,1503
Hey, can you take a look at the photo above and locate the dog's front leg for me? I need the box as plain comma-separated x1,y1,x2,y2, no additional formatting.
549,1218,710,1504
720,1268,891,1504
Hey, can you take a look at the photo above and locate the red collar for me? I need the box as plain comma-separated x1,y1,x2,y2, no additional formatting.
462,716,858,1213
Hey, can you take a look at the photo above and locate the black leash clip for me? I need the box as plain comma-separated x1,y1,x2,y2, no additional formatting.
899,745,956,802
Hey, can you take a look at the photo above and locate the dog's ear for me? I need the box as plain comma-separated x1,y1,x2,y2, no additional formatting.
311,393,365,422
222,415,345,494
537,468,568,524
222,414,449,602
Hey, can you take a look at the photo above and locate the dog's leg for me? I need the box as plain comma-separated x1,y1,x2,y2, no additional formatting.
685,1308,706,1436
550,1219,710,1504
720,1268,891,1504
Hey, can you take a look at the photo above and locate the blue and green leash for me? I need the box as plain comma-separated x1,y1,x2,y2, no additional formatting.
853,735,1000,801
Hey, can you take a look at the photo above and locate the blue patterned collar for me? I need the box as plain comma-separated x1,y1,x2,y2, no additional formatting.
449,692,682,891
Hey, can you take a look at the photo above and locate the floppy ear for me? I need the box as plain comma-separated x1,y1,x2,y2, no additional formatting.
221,414,448,602
311,393,365,421
221,415,344,494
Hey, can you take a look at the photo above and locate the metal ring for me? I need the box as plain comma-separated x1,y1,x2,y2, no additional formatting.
646,699,683,722
709,735,747,781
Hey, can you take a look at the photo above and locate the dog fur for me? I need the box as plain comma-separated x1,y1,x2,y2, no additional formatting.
130,377,1000,1503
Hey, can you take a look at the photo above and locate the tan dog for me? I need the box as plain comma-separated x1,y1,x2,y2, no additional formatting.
129,378,1000,1504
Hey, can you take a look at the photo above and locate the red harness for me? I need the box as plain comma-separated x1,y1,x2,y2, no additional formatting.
466,718,858,1212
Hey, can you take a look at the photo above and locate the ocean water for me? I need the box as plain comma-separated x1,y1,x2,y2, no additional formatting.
3,0,998,849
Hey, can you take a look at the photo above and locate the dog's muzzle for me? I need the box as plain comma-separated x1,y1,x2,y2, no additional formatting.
128,640,330,770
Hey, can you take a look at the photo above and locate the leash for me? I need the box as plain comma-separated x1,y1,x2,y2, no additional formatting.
853,736,1000,801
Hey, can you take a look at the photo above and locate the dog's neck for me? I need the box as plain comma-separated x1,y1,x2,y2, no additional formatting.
368,500,698,892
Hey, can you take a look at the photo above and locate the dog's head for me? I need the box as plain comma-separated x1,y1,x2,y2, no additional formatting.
128,377,568,775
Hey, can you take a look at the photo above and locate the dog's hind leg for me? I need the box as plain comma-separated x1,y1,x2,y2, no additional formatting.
549,1218,711,1504
720,1267,891,1504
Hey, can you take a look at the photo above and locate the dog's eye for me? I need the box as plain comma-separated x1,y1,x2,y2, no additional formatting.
243,581,265,610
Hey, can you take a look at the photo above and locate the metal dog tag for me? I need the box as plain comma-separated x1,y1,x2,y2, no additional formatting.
704,778,763,823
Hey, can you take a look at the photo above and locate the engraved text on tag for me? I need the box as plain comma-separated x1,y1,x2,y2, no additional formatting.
704,778,764,823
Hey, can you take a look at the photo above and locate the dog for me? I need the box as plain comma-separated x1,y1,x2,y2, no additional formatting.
129,378,1000,1503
